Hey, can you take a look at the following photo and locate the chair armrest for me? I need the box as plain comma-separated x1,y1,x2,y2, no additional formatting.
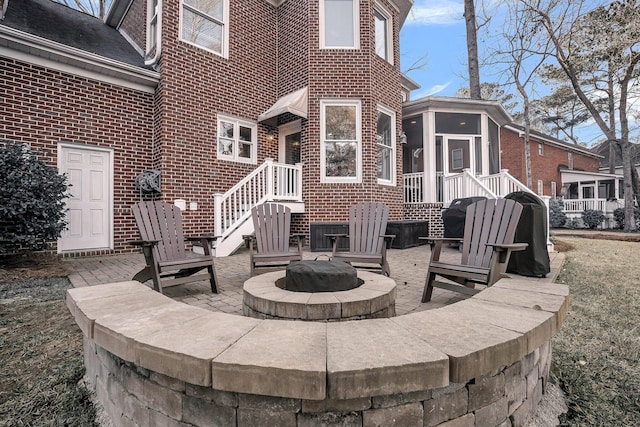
382,234,395,249
325,233,348,239
129,239,159,247
292,233,306,243
186,235,220,242
419,237,461,243
486,243,528,252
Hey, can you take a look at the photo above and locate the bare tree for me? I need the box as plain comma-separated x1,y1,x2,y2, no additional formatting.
520,0,640,231
464,0,482,99
53,0,111,20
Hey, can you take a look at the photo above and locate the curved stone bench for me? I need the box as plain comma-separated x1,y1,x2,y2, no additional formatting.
67,276,569,426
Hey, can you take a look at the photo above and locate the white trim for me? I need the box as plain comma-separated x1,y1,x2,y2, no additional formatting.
551,181,557,198
179,0,229,59
376,104,396,186
216,114,258,165
374,2,394,64
320,99,362,183
57,143,114,253
320,0,360,49
0,26,159,93
278,120,302,164
119,29,145,57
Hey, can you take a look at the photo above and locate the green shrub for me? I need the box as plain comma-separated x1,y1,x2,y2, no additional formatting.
613,206,640,229
0,142,69,254
581,209,606,230
549,198,567,228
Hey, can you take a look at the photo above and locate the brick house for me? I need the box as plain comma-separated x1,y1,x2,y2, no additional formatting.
1,0,414,255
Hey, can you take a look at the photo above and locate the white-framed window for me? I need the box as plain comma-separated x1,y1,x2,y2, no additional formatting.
216,115,257,164
374,3,393,63
537,179,544,195
320,0,360,49
376,105,396,185
568,152,574,169
180,0,229,58
320,99,362,183
551,181,557,198
147,0,159,55
538,142,544,156
451,148,464,170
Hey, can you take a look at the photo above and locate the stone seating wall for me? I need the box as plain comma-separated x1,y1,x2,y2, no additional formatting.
67,278,569,427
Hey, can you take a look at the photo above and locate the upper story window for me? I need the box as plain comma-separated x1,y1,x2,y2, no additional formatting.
568,151,574,169
320,0,360,49
217,115,257,164
538,143,544,156
180,0,229,58
376,105,396,185
374,4,393,63
147,0,159,55
321,100,362,183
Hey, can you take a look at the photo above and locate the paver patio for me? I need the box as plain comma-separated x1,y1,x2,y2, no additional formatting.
65,244,563,316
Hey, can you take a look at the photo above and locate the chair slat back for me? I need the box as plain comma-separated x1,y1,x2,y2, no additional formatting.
252,203,291,254
132,201,186,263
461,199,523,268
348,202,389,255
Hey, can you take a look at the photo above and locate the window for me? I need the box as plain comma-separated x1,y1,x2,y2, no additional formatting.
568,152,574,169
376,105,395,185
551,181,557,198
147,0,159,55
451,148,464,170
321,100,361,182
538,180,543,196
217,115,257,164
320,0,359,49
180,0,229,57
538,143,544,156
374,4,393,63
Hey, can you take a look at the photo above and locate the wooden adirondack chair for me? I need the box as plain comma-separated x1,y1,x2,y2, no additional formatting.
326,202,395,276
130,201,218,294
421,198,527,303
244,203,305,276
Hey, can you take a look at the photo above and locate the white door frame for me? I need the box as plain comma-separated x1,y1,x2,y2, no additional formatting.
57,143,114,252
278,120,301,164
443,135,475,175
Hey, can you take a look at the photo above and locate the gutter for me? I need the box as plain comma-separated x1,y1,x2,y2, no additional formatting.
145,0,162,66
0,24,159,92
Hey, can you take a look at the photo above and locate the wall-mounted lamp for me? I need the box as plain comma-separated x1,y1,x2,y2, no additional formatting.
266,131,275,142
400,131,407,145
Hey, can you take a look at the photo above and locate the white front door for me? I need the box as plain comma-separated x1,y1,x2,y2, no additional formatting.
58,144,112,252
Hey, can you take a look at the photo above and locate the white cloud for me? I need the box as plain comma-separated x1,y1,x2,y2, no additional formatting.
405,0,464,26
414,82,452,98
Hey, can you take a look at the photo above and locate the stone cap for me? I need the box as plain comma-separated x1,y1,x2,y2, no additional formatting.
67,275,569,400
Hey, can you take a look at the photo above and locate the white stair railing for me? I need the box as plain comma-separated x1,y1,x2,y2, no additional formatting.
214,159,302,243
442,169,496,204
479,169,534,197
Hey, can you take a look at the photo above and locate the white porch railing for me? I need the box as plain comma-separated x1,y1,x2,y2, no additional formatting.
478,169,533,197
404,172,425,204
214,159,302,241
562,198,625,214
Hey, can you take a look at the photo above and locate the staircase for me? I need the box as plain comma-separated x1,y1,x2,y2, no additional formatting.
213,159,303,257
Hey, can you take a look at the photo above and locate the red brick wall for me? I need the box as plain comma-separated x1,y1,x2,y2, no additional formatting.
303,0,404,230
155,0,279,236
0,57,155,254
500,128,600,196
119,0,147,53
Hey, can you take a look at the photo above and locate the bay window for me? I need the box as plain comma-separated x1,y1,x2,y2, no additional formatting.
376,105,396,185
320,0,359,49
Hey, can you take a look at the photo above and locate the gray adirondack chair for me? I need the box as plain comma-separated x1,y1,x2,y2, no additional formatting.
130,201,218,294
244,203,305,276
421,198,527,302
326,202,395,276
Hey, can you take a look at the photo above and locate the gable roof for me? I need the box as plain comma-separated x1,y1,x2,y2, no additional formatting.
504,123,602,159
593,139,640,168
1,0,145,68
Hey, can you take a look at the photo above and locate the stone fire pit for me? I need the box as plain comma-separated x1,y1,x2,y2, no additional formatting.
243,266,396,321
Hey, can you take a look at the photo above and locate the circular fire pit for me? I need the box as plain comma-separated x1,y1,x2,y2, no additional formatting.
277,260,361,292
243,268,396,321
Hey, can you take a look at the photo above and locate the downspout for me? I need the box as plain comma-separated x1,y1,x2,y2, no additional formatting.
145,0,162,66
1,0,9,20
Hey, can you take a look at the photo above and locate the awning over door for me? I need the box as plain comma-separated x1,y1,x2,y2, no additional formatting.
258,87,308,126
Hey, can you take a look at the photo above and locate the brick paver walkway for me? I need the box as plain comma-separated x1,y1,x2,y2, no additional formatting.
65,244,563,316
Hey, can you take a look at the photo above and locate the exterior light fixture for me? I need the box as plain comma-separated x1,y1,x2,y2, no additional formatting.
400,131,407,144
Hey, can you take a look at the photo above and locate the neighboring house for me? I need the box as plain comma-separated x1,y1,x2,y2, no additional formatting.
501,124,627,226
594,139,640,177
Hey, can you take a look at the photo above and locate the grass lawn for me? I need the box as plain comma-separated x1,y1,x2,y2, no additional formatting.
0,238,638,425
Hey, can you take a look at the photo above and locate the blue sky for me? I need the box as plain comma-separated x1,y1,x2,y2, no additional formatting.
400,0,470,98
